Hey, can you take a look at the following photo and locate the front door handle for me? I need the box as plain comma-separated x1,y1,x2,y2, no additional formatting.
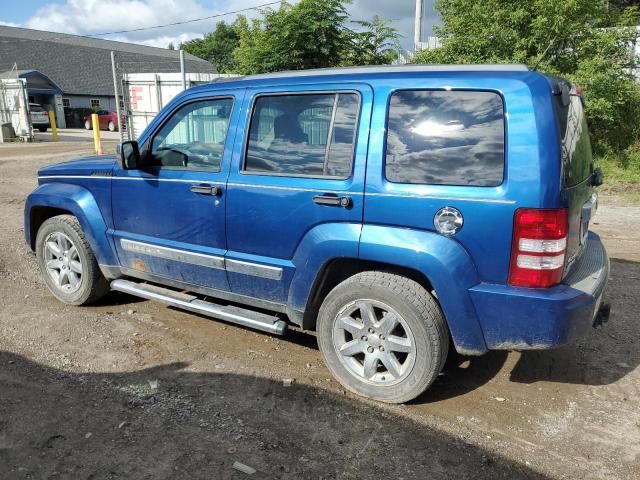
191,184,221,196
313,194,352,208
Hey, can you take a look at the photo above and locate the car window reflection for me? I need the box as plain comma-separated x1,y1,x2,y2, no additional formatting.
385,91,505,186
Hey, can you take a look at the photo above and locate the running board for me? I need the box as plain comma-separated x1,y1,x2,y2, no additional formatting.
111,279,288,335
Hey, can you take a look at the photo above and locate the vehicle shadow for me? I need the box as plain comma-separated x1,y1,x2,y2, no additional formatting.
412,350,510,404
0,351,548,480
94,290,147,306
510,259,639,385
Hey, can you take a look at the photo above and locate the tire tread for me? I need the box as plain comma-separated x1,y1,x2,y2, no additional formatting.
317,271,449,403
36,215,109,305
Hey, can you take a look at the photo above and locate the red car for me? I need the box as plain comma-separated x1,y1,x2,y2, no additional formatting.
84,110,122,132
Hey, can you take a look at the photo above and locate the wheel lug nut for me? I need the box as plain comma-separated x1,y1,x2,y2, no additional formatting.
367,346,374,353
379,346,384,352
361,336,368,342
379,335,385,340
368,328,374,334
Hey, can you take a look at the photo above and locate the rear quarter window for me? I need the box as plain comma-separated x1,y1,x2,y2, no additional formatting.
385,90,505,186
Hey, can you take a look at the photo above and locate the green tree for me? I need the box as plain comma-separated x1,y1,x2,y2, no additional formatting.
343,16,401,66
181,21,240,73
233,0,351,74
413,0,640,153
167,42,175,50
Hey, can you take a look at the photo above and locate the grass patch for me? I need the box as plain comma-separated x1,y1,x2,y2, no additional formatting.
594,144,640,202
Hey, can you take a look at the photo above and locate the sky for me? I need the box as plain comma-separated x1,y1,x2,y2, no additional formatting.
0,0,440,51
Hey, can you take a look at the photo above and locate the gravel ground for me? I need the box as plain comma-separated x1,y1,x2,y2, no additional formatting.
0,141,638,479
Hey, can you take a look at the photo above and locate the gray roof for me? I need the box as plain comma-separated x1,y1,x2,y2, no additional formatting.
0,26,214,96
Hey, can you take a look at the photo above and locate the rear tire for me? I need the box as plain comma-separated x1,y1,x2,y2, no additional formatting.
35,215,110,305
317,271,449,404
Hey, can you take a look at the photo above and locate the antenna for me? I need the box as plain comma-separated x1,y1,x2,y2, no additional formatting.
532,37,556,71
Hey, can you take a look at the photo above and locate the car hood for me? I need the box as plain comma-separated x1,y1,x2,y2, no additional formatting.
38,155,117,177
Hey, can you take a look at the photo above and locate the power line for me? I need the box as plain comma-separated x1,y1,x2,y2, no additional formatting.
0,1,281,44
90,1,282,37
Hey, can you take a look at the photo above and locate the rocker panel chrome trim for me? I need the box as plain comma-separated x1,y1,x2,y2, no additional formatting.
225,258,283,281
111,279,288,335
120,239,225,270
119,267,288,314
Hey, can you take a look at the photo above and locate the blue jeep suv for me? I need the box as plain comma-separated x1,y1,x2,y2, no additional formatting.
25,65,609,403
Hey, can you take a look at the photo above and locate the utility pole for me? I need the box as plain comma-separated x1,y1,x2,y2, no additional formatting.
414,0,423,51
179,49,186,91
110,51,124,143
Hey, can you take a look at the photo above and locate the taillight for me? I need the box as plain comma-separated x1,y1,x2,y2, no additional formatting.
508,208,568,288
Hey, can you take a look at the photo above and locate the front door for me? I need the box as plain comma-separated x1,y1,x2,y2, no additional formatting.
225,84,373,303
111,92,241,291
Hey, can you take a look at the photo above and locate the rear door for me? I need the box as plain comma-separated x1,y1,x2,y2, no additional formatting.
225,84,373,303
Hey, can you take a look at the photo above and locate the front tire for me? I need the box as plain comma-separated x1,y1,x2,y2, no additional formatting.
35,215,109,305
317,271,449,404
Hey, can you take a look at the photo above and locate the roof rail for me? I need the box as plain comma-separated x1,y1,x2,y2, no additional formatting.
243,64,529,81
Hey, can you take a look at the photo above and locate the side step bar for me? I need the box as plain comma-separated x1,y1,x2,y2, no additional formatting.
111,279,288,335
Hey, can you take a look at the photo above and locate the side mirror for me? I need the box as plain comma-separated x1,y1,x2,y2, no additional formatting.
591,167,604,187
118,141,141,170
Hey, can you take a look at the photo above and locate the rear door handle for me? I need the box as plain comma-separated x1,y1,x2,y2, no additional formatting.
313,194,352,208
191,184,221,196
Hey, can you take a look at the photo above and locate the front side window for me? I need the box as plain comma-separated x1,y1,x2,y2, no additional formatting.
244,92,359,178
150,98,233,171
385,90,505,186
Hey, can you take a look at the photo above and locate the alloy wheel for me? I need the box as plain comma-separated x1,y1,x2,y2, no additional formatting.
332,299,416,386
43,232,83,293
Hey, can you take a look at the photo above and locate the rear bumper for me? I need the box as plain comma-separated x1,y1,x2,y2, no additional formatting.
470,232,609,350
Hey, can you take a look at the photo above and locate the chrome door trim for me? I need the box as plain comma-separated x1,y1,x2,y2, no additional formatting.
364,191,515,204
38,175,226,185
226,182,364,195
120,239,225,270
225,258,283,281
119,239,284,280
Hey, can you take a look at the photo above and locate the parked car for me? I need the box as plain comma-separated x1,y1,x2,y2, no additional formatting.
29,103,49,132
25,65,609,403
84,110,120,132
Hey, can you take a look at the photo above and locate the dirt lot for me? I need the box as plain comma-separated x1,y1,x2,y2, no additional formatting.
0,141,638,479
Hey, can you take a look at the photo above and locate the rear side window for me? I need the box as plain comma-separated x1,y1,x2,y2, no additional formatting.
244,92,359,178
553,86,593,186
385,90,505,186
